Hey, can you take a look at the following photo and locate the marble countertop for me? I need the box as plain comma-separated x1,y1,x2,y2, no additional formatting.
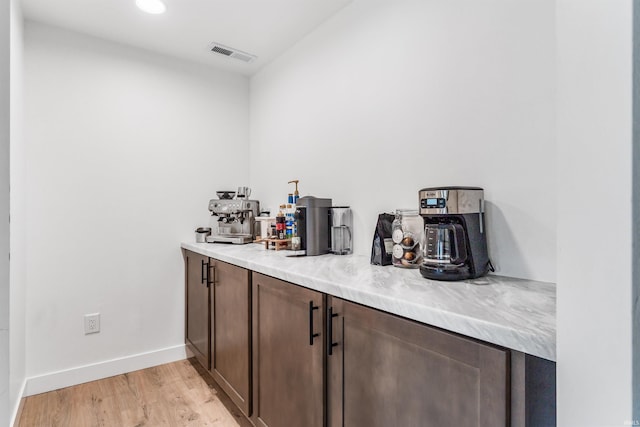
181,241,556,361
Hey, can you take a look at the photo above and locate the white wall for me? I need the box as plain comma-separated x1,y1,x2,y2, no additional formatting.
250,0,556,282
0,0,10,424
9,0,25,421
23,22,249,388
556,1,633,425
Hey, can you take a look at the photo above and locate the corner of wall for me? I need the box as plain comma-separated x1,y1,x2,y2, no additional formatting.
9,378,26,427
9,0,27,424
632,0,640,421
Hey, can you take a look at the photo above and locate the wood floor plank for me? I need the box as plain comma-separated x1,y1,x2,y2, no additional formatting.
16,359,247,427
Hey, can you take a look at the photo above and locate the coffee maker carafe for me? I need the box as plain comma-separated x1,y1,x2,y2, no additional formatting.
419,187,490,281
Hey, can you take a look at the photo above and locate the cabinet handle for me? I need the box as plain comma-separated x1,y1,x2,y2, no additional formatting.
208,263,216,287
327,306,339,356
309,301,320,346
201,260,208,285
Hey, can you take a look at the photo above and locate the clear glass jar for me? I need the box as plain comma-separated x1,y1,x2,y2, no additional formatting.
391,209,424,268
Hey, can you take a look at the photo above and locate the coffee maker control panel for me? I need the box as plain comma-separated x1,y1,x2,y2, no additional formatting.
421,198,447,209
419,187,484,215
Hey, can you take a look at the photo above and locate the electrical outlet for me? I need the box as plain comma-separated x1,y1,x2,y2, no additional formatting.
84,313,100,334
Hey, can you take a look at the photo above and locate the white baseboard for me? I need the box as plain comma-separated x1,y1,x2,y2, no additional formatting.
10,378,27,427
23,344,187,397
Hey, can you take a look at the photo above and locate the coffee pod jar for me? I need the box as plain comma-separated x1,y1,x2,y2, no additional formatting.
391,209,423,268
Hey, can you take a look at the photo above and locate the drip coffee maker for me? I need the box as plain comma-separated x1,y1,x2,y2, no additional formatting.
419,187,491,281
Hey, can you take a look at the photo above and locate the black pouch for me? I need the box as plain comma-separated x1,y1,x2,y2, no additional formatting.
370,213,395,265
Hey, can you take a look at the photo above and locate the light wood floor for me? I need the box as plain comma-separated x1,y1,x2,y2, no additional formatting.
16,359,253,427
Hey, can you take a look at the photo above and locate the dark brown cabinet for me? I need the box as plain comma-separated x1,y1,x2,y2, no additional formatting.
183,251,252,417
210,259,252,417
327,296,509,427
251,272,324,427
250,274,509,427
183,250,211,370
183,254,525,427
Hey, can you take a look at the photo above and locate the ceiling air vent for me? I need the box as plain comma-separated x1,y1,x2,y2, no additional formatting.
208,42,257,63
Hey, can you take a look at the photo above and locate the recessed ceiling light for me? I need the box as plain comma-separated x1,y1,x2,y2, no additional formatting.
136,0,166,14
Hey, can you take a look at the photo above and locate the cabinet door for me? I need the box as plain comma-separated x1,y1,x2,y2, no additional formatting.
251,273,324,427
327,297,509,427
183,250,210,370
210,260,252,417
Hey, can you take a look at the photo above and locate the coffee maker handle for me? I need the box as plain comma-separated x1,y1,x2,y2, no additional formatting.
450,224,468,265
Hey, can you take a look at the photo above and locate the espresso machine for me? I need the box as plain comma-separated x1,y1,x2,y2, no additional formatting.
206,196,260,244
418,187,491,281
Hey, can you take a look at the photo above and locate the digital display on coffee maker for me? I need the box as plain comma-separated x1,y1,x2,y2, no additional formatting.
421,198,446,209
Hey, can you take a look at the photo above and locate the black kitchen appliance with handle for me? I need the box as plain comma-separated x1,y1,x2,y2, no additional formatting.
419,187,491,281
295,196,333,256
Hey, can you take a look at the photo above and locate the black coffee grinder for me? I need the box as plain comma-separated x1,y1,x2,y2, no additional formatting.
419,187,491,281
